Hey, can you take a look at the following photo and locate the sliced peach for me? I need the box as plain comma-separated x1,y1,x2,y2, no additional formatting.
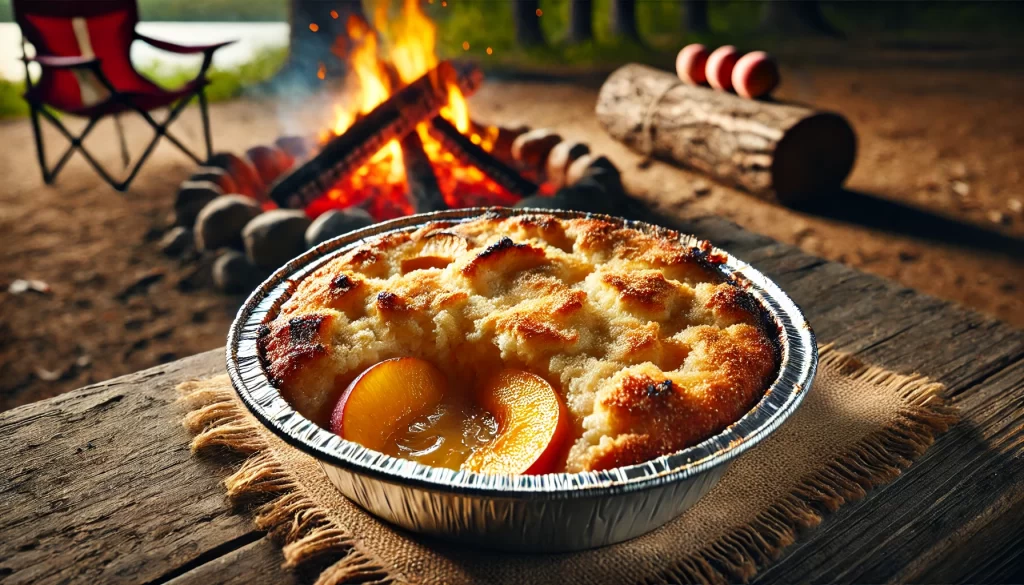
401,255,454,273
401,232,468,273
463,369,568,475
329,358,447,452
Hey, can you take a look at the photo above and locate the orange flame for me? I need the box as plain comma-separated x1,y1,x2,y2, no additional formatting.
315,0,512,221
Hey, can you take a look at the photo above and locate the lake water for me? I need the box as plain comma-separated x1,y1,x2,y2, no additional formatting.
0,22,288,80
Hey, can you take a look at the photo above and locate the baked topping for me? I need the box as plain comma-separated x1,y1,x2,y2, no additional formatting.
259,214,779,472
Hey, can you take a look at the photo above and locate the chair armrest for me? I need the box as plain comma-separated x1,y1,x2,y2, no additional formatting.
23,55,101,70
134,33,235,55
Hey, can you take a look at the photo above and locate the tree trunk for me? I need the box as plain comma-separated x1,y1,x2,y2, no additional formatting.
567,0,594,42
512,1,545,46
684,0,710,33
760,1,841,36
272,0,365,91
596,64,856,205
609,0,640,41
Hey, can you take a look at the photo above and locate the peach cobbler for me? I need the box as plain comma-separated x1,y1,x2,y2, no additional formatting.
257,213,779,474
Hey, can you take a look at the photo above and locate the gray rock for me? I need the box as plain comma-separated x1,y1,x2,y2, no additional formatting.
304,208,374,248
212,250,265,294
159,226,192,257
174,180,222,227
515,172,626,216
193,195,262,252
205,152,265,199
275,135,313,159
189,166,238,195
243,209,312,269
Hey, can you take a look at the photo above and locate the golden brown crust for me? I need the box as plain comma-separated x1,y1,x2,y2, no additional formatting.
259,214,779,471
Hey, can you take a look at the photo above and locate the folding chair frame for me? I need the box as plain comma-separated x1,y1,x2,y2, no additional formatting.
21,39,218,192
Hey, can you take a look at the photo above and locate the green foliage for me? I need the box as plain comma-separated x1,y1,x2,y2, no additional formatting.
0,47,286,119
0,0,286,22
0,77,28,118
141,46,288,101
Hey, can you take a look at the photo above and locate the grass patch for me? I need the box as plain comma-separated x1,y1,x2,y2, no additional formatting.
0,46,286,119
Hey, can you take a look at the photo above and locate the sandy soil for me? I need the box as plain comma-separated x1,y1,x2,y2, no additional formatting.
1,64,1021,411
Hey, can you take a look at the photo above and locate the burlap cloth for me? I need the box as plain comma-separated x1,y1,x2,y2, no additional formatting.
179,345,957,585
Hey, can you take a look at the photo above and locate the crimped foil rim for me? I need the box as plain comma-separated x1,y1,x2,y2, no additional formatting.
226,208,817,499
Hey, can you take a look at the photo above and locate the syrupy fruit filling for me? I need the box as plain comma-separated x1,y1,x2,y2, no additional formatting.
329,357,568,474
383,401,498,470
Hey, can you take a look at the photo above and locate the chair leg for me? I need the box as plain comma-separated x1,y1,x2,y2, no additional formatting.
28,104,52,184
134,95,204,164
198,88,213,160
37,109,126,191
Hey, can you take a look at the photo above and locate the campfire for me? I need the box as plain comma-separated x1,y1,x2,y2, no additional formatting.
167,0,623,294
277,3,535,219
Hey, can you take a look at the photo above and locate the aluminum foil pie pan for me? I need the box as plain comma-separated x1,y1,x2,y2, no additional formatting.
226,207,817,552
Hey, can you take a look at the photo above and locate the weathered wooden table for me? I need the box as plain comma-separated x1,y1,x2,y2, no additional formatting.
2,215,1022,585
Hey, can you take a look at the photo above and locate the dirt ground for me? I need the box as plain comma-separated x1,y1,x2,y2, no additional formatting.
1,63,1022,411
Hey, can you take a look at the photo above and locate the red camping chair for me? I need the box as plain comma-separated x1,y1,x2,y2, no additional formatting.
13,0,234,191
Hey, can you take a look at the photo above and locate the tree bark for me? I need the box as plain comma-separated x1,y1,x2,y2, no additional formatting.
512,0,545,46
760,1,841,37
684,0,710,33
609,0,640,41
567,0,594,42
271,0,365,91
596,64,856,205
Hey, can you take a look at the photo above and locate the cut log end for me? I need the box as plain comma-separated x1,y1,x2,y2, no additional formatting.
773,112,856,205
597,63,857,206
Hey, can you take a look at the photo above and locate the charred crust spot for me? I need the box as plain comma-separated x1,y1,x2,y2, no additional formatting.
480,237,517,258
375,291,409,312
257,314,332,387
266,345,327,386
646,379,673,399
330,274,353,291
461,237,546,278
258,324,271,339
288,315,329,344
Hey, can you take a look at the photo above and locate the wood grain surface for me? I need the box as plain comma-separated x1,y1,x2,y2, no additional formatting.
1,214,1021,585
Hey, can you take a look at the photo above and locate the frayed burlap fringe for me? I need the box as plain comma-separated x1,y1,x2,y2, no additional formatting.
179,377,396,585
179,345,957,585
641,345,958,585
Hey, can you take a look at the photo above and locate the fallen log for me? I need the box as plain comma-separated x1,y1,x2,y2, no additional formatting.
596,63,856,205
268,61,482,209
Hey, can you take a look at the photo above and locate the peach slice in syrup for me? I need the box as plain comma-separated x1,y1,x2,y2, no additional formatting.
330,358,447,452
463,369,568,475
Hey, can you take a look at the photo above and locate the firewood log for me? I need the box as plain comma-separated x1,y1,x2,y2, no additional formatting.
268,61,482,209
429,117,538,198
596,63,856,205
400,130,447,212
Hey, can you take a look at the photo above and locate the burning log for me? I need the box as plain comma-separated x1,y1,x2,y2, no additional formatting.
429,117,539,198
400,130,447,212
268,61,483,208
596,63,856,205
